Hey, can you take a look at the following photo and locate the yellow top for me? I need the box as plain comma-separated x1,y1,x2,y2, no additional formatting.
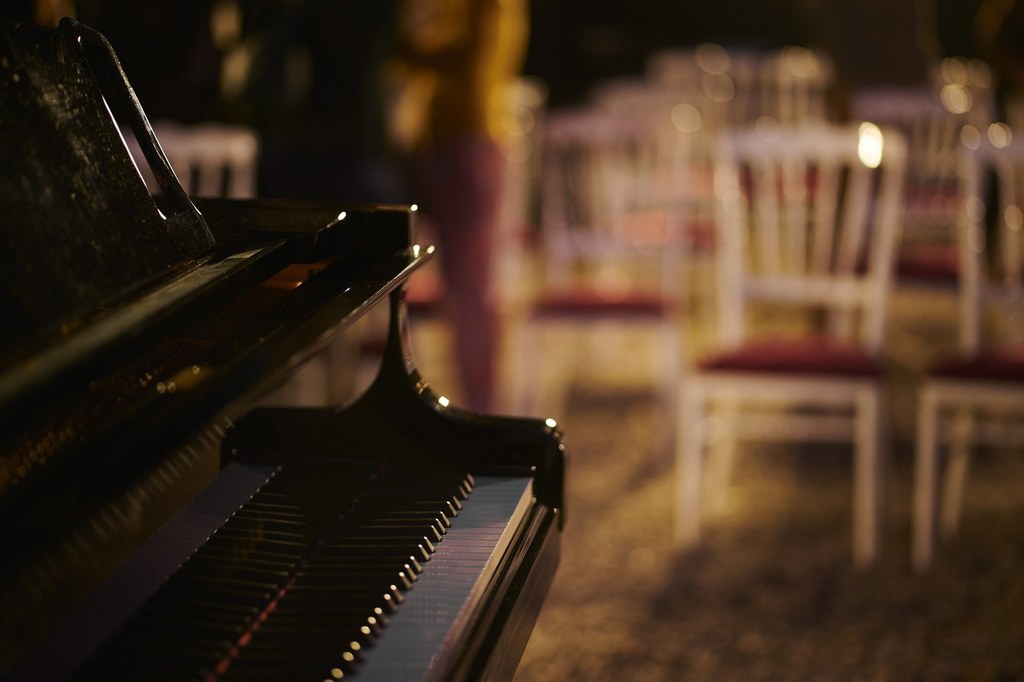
389,0,529,150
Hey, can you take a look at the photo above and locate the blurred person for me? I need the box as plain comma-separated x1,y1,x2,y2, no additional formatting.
388,0,529,413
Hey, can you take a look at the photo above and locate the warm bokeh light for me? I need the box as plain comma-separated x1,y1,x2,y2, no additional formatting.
671,102,702,133
960,124,982,150
695,42,730,74
702,73,735,103
1005,205,1023,233
988,122,1012,148
780,45,821,78
857,122,884,169
940,83,972,115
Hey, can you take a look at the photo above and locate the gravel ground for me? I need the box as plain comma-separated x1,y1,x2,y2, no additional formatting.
507,289,1024,682
512,387,1024,681
411,286,1024,681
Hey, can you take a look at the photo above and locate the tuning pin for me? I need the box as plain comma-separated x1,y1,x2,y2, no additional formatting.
434,517,448,536
396,571,413,590
450,495,463,512
437,511,452,528
372,607,389,628
428,523,443,543
445,499,459,518
403,564,419,582
421,536,436,554
407,556,423,574
366,615,384,637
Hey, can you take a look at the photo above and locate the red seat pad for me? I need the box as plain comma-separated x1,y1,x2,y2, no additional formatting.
698,337,881,376
531,289,675,318
931,346,1024,382
897,243,960,283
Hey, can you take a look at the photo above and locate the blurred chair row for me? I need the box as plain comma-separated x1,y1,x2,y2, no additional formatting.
516,43,1024,570
511,44,841,441
912,134,1024,570
672,123,1024,571
645,43,837,129
850,56,996,290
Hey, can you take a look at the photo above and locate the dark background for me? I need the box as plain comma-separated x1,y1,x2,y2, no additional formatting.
0,0,993,201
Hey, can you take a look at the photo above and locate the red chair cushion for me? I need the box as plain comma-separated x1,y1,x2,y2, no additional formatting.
699,338,881,376
897,244,960,283
931,347,1024,382
532,289,675,318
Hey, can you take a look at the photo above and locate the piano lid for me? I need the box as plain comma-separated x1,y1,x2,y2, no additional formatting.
0,17,428,544
0,18,212,354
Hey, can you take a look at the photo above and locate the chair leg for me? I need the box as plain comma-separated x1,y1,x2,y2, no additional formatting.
940,406,973,540
675,379,705,548
516,318,568,418
543,324,575,418
913,385,940,572
853,387,881,568
494,308,524,415
511,318,537,416
658,319,683,462
705,396,739,518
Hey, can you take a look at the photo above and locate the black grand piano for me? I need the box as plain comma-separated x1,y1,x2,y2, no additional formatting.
0,18,564,681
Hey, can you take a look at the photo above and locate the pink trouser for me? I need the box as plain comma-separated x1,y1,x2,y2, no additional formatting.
414,136,505,412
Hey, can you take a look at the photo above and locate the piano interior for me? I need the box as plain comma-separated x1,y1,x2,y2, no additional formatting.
0,18,565,681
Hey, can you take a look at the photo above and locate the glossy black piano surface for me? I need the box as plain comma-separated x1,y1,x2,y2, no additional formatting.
0,18,564,681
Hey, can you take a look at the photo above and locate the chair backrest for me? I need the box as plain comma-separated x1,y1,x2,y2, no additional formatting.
645,45,706,93
495,76,548,306
648,43,835,130
499,76,548,233
930,56,995,130
760,46,835,126
124,122,260,198
957,130,1024,355
646,42,767,132
591,77,718,242
713,123,907,353
539,103,701,300
850,86,978,235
